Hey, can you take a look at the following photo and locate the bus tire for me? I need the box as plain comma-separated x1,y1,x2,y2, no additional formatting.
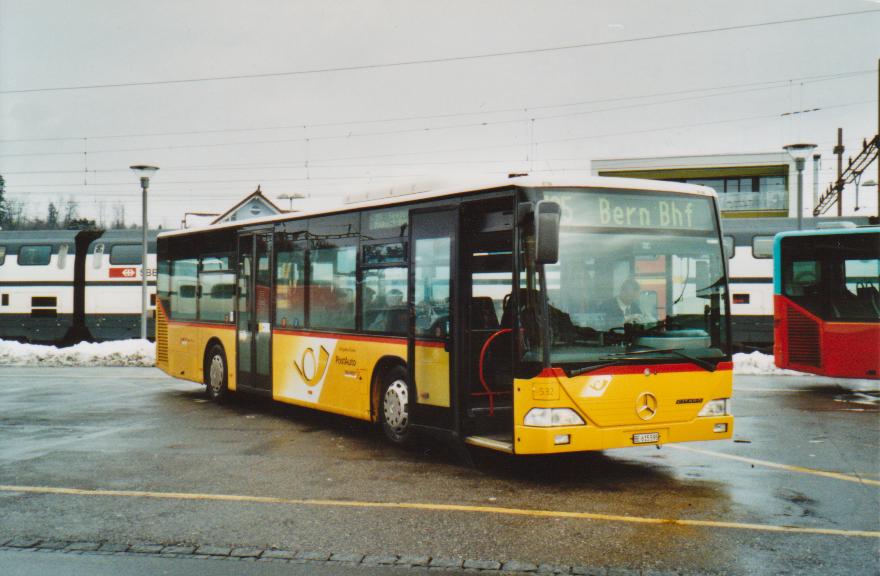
205,344,229,402
380,365,412,445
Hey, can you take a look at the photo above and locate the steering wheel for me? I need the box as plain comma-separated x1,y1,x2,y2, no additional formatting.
794,271,817,285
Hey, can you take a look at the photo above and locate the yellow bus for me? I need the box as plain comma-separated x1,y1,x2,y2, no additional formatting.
156,176,733,454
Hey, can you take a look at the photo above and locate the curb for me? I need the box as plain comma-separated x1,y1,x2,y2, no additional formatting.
0,536,721,575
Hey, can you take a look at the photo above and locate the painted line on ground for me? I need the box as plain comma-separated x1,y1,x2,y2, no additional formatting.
0,484,876,539
667,444,880,487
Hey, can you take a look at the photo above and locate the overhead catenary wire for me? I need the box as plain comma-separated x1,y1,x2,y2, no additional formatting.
2,99,874,194
0,69,871,144
1,9,877,95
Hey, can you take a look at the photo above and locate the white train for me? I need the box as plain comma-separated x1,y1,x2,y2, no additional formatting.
0,229,157,343
720,215,874,351
2,217,874,348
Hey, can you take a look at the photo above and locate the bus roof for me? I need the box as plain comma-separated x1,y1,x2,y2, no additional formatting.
158,174,716,239
774,225,880,241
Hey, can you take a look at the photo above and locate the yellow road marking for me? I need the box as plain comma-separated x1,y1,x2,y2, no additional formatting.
0,484,876,539
667,444,880,487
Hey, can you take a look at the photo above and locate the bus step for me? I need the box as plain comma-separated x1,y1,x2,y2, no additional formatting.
467,406,512,418
465,434,514,453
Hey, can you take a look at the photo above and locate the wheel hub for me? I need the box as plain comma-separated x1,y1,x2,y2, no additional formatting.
383,379,409,434
209,355,224,393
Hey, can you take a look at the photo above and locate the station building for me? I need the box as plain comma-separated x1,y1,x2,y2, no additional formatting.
592,152,809,219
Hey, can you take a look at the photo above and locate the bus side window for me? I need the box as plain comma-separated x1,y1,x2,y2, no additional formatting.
0,246,5,266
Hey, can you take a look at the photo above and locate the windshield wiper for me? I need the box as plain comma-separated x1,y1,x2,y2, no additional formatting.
567,359,627,377
608,347,718,372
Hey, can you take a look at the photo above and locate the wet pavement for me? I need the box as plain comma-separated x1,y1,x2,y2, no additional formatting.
0,367,877,575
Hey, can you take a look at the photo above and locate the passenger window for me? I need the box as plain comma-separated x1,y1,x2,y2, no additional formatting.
752,236,774,259
362,268,408,334
18,245,52,266
275,237,306,328
109,244,143,265
309,243,356,330
171,258,198,320
308,214,359,331
199,253,234,322
414,237,451,337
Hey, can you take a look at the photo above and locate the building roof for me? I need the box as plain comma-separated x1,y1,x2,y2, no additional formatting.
210,185,286,225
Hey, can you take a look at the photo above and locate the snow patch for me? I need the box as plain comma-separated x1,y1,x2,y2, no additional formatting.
0,340,813,376
733,351,805,376
0,339,155,367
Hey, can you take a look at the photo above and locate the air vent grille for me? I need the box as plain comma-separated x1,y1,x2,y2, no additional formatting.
787,304,820,367
156,305,168,368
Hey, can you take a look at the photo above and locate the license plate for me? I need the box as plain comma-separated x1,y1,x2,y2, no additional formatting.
633,432,660,444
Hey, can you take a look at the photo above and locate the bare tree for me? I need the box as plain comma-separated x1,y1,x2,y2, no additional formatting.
62,197,78,228
47,202,59,229
112,203,126,229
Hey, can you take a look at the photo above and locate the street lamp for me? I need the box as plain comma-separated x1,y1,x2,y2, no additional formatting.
277,192,307,211
783,143,816,230
130,165,159,340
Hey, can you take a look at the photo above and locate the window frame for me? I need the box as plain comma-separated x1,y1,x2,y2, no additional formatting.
109,243,144,265
752,235,775,259
17,244,53,266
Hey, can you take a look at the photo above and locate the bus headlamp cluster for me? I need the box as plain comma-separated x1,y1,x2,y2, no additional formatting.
698,398,730,417
524,408,585,427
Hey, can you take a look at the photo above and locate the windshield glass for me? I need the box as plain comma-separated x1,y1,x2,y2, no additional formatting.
519,188,729,367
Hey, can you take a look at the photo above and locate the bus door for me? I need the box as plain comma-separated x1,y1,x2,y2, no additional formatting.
236,229,273,393
408,208,458,433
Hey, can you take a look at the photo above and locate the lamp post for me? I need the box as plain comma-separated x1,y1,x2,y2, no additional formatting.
783,143,817,230
861,180,878,213
130,165,159,340
277,193,307,211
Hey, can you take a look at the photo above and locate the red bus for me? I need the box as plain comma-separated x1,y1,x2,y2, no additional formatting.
774,226,880,379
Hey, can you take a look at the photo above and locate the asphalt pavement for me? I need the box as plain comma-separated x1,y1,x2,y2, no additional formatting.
0,367,877,575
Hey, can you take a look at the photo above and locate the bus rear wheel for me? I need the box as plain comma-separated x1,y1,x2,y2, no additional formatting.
205,344,228,402
381,365,412,445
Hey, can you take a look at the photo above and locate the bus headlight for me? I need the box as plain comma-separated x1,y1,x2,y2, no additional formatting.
698,398,730,417
524,408,585,427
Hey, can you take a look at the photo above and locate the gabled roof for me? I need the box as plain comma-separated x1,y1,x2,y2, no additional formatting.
211,185,286,225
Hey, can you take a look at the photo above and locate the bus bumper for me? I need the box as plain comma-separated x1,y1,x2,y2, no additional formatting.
512,416,734,454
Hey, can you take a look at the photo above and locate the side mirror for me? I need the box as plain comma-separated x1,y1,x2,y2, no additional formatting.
535,201,561,264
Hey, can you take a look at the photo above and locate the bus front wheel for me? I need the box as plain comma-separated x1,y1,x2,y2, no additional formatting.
381,365,412,445
205,344,228,402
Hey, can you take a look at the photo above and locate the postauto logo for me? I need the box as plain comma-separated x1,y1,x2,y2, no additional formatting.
293,345,331,386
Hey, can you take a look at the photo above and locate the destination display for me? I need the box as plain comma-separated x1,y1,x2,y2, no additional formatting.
543,190,716,231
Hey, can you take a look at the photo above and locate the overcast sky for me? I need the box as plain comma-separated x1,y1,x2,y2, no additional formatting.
1,0,878,228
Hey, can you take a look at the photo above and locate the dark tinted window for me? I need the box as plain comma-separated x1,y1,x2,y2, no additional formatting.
109,244,143,265
18,245,52,266
363,242,406,264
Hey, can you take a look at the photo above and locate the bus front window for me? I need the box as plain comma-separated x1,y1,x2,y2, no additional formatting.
519,188,729,370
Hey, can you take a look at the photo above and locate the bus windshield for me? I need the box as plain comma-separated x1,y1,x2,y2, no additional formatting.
520,188,729,369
